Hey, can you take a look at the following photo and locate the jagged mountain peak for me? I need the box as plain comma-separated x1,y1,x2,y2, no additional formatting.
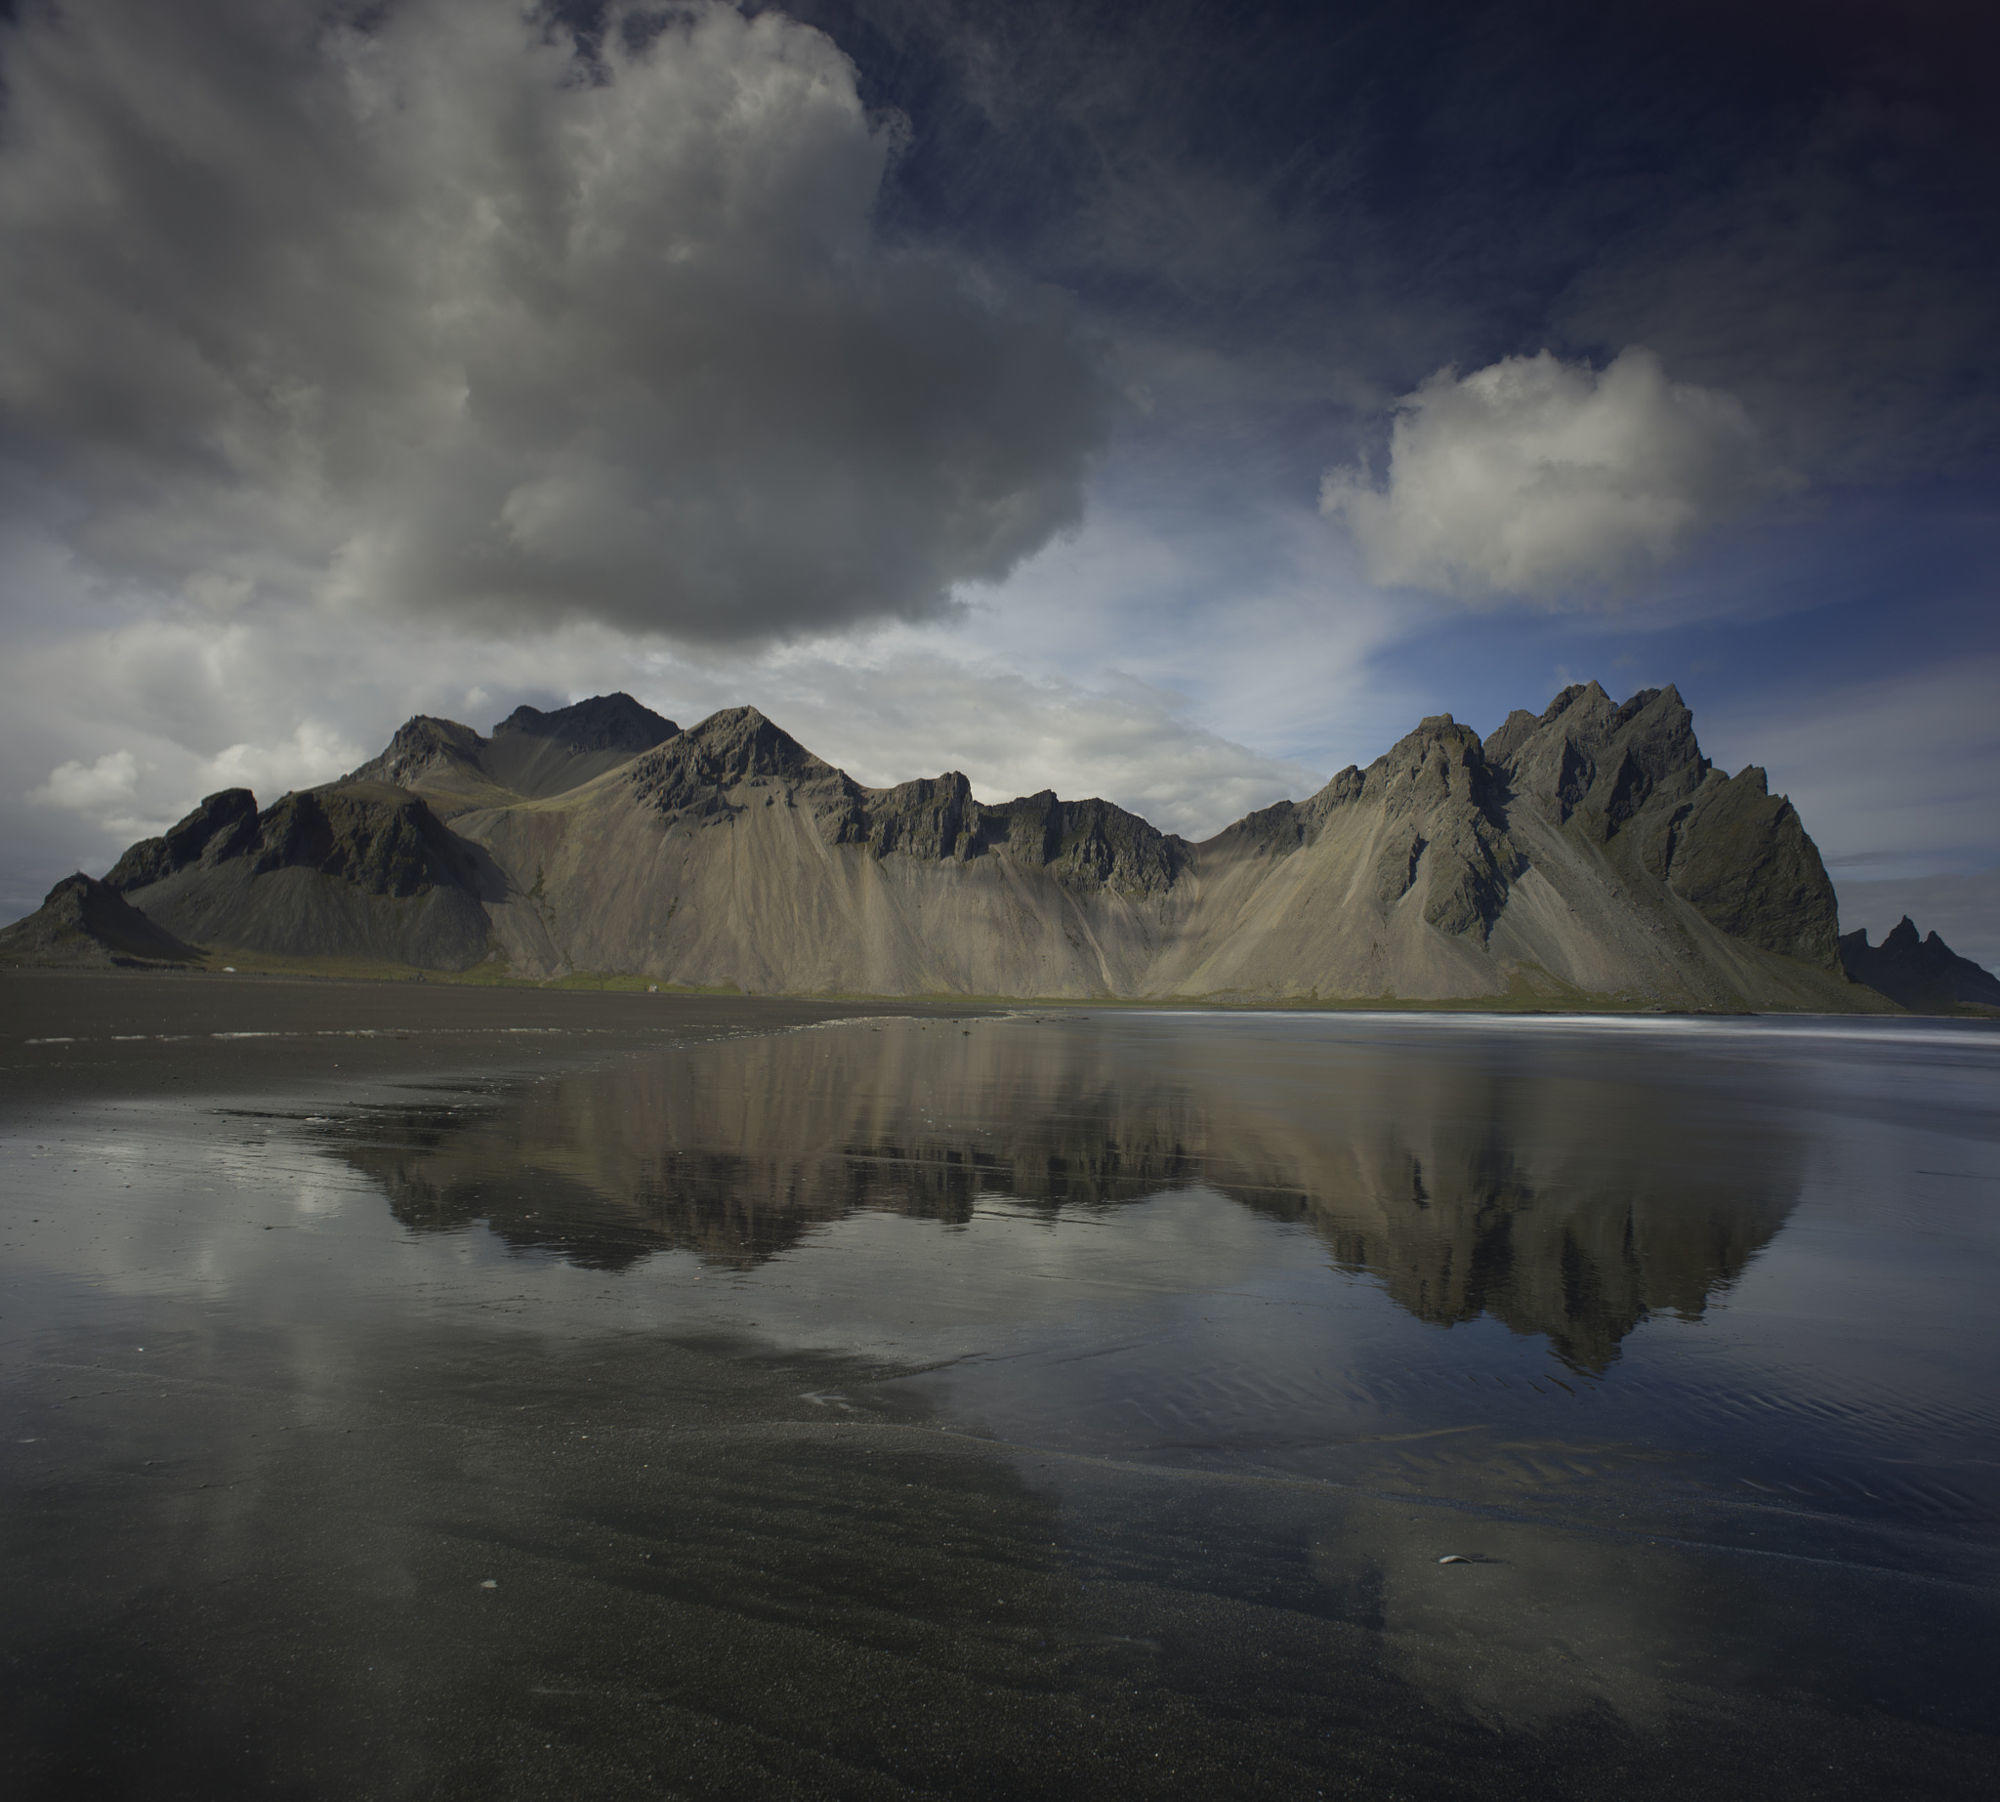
626,705,843,819
347,715,488,792
1543,678,1614,719
1370,712,1482,775
491,692,676,756
682,703,787,744
389,712,483,749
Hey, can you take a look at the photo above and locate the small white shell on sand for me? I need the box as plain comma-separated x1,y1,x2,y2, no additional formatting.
1436,1554,1472,1565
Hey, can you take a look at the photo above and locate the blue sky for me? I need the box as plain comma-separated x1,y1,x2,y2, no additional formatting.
2,0,1995,959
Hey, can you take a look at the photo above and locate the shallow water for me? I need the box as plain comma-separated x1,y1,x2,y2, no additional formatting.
4,1010,1998,1798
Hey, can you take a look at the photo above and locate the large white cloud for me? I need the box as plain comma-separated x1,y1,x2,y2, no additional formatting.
1320,348,1794,602
0,0,1101,639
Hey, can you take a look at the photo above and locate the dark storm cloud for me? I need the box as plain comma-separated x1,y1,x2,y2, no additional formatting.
1557,81,2000,483
0,0,1103,638
6,1,1986,635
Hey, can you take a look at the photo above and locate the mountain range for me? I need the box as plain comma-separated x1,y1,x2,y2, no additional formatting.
3,682,1986,1010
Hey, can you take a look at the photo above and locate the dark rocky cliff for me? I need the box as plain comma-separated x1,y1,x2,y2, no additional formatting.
105,789,262,892
1488,682,1842,970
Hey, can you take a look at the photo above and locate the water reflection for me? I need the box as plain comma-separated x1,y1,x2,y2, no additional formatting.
7,1012,1998,1800
327,1014,1801,1372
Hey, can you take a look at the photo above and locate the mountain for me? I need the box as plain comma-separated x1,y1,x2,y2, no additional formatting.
6,682,1894,1007
1840,917,2000,1014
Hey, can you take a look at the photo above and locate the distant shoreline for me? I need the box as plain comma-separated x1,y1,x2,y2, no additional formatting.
7,967,1979,1122
0,970,1001,1119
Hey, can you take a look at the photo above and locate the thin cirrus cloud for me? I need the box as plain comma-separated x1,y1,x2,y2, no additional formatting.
0,0,1103,640
1319,348,1797,604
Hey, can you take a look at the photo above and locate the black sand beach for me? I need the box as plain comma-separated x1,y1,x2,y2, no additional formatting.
0,970,992,1115
3,979,1996,1799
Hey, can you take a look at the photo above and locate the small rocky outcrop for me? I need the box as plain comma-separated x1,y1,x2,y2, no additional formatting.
1840,917,2000,1013
0,873,201,967
246,786,470,898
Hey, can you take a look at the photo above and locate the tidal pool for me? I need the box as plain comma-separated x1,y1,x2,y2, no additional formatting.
3,1010,1997,1798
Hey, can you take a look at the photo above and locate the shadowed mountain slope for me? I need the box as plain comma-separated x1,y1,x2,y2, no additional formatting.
7,683,1892,1004
98,782,492,971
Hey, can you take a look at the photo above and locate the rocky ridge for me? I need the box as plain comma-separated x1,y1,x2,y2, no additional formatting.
0,682,1918,1008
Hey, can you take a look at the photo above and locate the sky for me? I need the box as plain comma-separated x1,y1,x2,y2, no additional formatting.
2,0,1996,962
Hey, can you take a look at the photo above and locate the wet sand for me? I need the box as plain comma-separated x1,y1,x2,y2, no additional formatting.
3,984,1997,1798
0,970,996,1117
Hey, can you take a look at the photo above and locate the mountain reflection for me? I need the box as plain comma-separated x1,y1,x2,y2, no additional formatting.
326,1016,1802,1371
